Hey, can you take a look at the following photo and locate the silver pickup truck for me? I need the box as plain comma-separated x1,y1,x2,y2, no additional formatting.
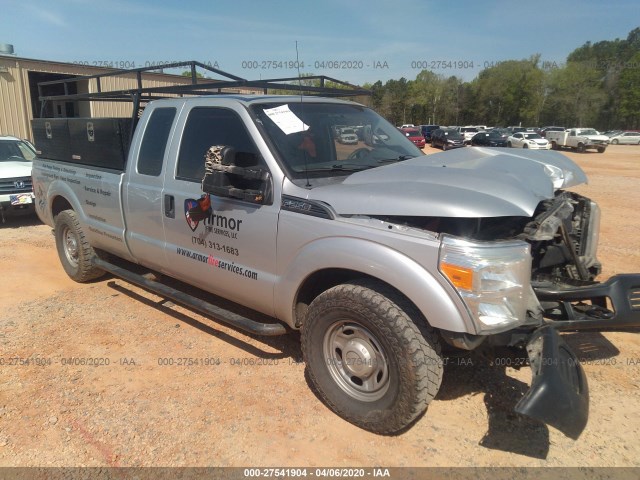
31,65,640,439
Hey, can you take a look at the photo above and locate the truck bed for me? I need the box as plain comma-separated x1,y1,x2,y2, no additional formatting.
32,157,130,261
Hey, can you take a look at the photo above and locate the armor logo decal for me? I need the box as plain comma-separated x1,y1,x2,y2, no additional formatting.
184,195,211,232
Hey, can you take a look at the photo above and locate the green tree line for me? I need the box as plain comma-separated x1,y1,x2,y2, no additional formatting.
362,27,640,129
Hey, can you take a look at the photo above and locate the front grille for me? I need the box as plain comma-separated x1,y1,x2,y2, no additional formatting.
630,289,640,310
0,176,33,195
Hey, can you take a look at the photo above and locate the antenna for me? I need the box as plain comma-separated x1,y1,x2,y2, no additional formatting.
296,41,311,188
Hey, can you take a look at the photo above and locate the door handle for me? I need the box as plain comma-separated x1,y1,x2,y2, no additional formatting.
164,194,175,218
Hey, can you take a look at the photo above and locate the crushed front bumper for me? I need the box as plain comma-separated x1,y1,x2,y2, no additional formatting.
515,326,588,439
535,273,640,330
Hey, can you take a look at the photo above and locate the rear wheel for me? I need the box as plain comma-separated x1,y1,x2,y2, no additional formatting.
302,279,443,434
55,210,104,282
577,143,586,153
551,141,558,150
597,147,606,153
611,139,619,145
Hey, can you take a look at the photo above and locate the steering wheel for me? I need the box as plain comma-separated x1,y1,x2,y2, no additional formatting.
347,148,371,161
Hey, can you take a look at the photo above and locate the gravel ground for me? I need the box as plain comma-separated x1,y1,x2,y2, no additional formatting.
0,145,639,469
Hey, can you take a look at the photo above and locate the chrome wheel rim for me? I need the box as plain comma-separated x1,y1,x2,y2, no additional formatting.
323,320,390,402
62,226,79,268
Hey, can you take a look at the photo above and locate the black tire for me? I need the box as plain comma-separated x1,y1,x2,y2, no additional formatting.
577,143,585,153
507,142,512,148
597,147,605,153
442,143,447,151
523,144,528,149
611,139,619,145
551,141,558,150
302,279,443,434
54,210,104,282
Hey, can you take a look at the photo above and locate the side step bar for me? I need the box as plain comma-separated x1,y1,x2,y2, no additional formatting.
92,257,288,336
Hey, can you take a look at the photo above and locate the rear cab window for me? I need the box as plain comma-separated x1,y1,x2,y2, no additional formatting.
137,107,177,176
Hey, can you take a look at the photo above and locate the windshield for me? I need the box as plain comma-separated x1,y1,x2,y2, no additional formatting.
403,129,420,137
443,130,463,140
0,140,36,162
523,133,542,139
580,129,599,135
251,102,423,180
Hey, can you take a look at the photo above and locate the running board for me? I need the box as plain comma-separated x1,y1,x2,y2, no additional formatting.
92,257,287,336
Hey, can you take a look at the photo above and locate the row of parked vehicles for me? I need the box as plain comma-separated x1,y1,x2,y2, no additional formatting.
401,123,640,153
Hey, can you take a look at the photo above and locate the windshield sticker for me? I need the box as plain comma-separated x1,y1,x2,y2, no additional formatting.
263,105,309,135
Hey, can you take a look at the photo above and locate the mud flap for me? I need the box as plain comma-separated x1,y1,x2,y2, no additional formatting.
515,326,589,439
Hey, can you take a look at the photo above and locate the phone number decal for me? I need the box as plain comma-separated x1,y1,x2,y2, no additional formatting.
191,236,239,256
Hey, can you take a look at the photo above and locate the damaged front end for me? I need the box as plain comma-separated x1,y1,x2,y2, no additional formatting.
523,191,640,331
369,189,639,439
373,189,640,331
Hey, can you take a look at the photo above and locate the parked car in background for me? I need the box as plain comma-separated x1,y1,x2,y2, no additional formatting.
401,128,426,148
458,126,479,144
507,126,526,134
420,125,440,141
431,128,465,150
491,127,510,137
608,131,640,145
338,128,359,145
0,135,36,221
400,124,415,128
507,132,550,149
602,130,624,138
470,131,508,147
540,126,565,138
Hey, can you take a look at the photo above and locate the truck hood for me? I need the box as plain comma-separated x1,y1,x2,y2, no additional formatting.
582,135,609,141
308,148,587,218
0,161,32,178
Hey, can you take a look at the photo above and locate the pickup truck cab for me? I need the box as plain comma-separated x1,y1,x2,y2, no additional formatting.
31,65,640,438
546,128,609,153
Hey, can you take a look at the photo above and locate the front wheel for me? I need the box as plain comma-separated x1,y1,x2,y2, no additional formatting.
597,147,606,153
302,280,443,434
55,210,104,282
577,143,586,153
611,139,619,145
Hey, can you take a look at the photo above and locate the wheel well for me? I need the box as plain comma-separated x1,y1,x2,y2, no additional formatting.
294,269,423,329
51,196,73,220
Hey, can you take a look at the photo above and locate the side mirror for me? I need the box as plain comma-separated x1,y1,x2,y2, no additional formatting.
201,146,271,204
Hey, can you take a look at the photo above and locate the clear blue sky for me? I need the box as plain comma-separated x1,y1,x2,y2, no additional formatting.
2,0,638,85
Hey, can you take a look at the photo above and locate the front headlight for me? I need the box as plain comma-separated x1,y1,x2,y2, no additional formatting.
438,235,532,334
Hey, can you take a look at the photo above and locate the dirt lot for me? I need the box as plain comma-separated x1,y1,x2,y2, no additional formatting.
0,145,639,468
